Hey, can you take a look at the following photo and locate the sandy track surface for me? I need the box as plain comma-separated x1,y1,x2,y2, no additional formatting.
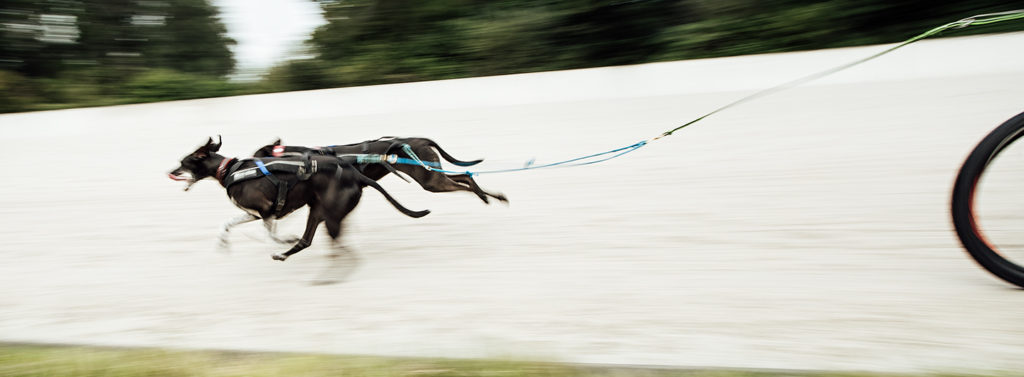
2,34,1024,372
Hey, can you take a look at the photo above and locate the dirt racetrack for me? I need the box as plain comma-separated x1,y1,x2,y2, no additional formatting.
2,33,1024,372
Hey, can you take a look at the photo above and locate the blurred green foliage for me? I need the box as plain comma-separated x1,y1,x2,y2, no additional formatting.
0,0,238,112
268,0,1024,91
2,0,1024,113
125,68,237,102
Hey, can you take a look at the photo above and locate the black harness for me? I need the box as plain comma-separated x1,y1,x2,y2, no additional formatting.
220,155,318,216
321,137,410,182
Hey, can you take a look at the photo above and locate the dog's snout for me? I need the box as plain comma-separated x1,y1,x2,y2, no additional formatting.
168,167,194,182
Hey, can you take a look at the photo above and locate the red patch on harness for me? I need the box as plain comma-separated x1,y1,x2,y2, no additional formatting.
272,145,285,157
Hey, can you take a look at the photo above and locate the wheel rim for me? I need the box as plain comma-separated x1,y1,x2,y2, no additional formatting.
965,128,1024,271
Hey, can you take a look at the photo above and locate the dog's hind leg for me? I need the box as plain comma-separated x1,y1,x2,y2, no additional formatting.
310,244,360,285
448,174,509,204
311,202,368,282
311,221,361,285
272,210,322,261
218,213,259,251
409,171,504,205
262,218,300,244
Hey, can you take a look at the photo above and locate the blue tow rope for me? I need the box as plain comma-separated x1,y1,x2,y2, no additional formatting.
395,157,441,168
337,11,1024,177
389,11,1024,176
395,141,646,176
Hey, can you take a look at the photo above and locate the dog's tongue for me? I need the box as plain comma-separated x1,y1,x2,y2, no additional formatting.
168,173,195,191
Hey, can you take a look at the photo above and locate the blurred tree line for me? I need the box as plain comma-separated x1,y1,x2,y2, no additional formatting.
0,0,237,112
3,0,1024,113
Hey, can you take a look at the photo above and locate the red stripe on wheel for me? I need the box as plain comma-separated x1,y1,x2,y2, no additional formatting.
967,175,1000,254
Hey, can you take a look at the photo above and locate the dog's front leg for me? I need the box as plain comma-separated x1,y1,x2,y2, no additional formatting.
218,213,259,251
272,210,322,261
262,218,300,244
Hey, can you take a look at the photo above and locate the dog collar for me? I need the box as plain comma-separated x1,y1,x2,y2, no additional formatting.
216,157,237,183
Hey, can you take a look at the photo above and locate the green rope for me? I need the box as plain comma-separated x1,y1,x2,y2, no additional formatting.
654,9,1024,140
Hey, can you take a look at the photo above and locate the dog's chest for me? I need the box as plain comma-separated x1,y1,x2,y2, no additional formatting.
230,197,263,217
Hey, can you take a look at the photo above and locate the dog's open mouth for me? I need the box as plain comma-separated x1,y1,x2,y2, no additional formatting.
168,173,196,191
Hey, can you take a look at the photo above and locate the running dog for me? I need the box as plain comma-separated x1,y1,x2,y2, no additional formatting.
169,137,429,261
253,137,508,204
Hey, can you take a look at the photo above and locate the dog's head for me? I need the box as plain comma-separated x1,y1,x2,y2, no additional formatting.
168,136,223,191
252,138,284,158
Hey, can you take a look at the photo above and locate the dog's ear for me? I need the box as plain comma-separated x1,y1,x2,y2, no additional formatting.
209,135,222,152
193,137,214,158
272,138,282,146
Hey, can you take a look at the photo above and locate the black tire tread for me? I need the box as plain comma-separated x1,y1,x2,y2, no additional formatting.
951,110,1024,288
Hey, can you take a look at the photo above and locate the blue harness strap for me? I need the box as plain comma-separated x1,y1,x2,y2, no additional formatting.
250,158,289,215
254,159,271,176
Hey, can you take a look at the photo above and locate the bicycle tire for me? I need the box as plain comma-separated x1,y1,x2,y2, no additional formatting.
951,109,1024,288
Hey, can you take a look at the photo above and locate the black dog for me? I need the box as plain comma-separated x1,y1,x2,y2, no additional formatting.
253,137,508,204
169,137,429,261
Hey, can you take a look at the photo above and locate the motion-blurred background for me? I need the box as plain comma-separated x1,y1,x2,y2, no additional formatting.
2,0,1023,114
5,1,1024,374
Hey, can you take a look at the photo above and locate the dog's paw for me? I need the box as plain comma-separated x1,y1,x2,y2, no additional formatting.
271,253,289,261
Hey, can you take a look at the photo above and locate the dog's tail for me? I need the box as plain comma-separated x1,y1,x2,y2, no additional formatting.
352,170,430,218
425,139,483,167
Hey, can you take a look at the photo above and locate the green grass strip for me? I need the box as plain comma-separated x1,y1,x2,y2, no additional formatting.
0,343,1017,377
